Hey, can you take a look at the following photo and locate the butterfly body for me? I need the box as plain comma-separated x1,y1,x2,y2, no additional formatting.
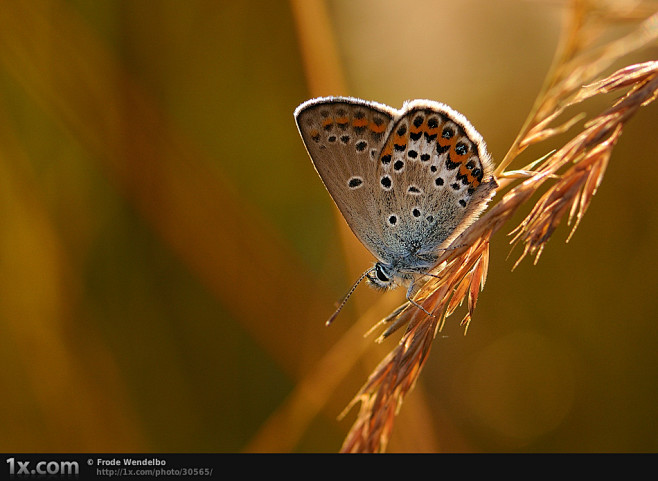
294,97,497,309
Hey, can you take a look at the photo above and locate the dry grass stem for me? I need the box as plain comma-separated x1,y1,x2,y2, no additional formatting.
340,2,658,453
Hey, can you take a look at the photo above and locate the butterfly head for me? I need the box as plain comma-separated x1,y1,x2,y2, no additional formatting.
366,262,399,290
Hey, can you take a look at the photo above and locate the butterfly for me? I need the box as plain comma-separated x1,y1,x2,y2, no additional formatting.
294,97,497,323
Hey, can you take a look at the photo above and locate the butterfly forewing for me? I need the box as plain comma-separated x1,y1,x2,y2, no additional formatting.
295,98,398,262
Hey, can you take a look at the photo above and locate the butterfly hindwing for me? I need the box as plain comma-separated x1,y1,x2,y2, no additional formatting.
373,100,496,258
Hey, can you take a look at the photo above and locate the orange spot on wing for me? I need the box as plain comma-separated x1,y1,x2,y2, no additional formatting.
453,147,468,162
369,121,386,134
336,116,349,126
322,118,333,128
458,157,482,186
438,134,456,149
393,134,407,147
425,125,440,137
352,117,369,128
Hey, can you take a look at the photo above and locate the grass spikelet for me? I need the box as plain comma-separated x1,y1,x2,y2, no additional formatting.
340,2,658,453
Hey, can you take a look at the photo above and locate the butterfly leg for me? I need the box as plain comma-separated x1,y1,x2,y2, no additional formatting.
405,281,435,318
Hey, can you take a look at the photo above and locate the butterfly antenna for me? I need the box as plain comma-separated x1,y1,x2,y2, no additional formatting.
325,267,375,326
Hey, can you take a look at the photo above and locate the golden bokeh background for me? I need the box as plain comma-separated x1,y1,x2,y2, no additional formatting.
0,0,657,453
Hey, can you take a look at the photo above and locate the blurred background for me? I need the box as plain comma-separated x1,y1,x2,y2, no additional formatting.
0,0,657,453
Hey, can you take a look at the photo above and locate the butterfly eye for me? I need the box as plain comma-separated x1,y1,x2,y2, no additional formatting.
375,264,390,282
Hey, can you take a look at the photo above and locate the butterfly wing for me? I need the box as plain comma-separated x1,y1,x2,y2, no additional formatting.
295,97,497,270
294,97,398,262
371,100,497,263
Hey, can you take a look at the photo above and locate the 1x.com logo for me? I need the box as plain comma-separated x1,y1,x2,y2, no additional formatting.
6,457,79,476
